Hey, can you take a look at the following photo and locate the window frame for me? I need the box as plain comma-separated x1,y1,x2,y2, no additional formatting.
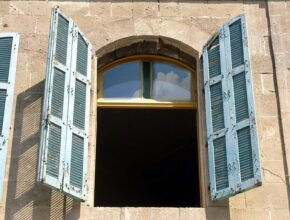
97,55,197,109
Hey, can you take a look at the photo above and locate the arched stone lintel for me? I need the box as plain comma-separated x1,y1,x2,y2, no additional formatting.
96,35,198,70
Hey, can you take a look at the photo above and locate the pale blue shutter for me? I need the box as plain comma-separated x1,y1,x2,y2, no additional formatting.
63,29,91,200
203,15,262,200
38,7,91,201
0,33,19,201
38,8,73,190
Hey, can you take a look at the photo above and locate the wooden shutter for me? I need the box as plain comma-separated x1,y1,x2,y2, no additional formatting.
203,15,262,200
63,29,91,200
0,33,19,201
38,7,91,201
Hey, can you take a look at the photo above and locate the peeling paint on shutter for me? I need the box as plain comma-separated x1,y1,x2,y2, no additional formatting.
38,7,91,201
38,7,73,192
62,27,91,201
0,33,19,201
204,15,262,201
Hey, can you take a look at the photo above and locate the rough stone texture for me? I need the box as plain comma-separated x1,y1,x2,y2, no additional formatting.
0,1,289,220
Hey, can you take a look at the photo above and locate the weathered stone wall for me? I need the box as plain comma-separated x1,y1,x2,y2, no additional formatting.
0,1,289,219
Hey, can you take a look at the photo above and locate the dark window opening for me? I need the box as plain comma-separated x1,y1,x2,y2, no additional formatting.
95,108,200,207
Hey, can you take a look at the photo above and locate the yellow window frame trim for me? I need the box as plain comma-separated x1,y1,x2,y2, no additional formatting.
97,55,197,109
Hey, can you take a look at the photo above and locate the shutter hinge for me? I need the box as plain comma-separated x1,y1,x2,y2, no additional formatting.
208,183,211,192
205,142,208,148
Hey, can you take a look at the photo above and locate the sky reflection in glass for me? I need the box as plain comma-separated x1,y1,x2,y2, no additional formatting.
104,62,141,98
153,62,191,101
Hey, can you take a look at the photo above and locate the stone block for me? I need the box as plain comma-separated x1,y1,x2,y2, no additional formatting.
91,207,121,220
120,208,151,220
205,207,230,220
229,193,246,209
35,15,50,35
0,1,9,16
9,1,51,16
263,160,286,183
256,94,278,117
261,73,275,94
2,15,37,34
111,2,133,21
270,209,290,220
60,2,89,18
132,1,159,18
89,2,111,19
179,208,206,220
250,55,273,75
105,19,135,42
180,2,209,18
244,186,269,209
207,2,244,19
261,137,283,161
264,183,289,209
270,15,290,35
268,1,288,16
257,116,280,141
151,208,179,220
272,33,290,54
231,208,270,220
159,2,180,17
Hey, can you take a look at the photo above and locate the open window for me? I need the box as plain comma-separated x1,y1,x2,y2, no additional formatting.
95,57,199,207
37,8,262,204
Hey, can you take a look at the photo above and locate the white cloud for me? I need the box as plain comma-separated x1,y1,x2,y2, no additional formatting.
153,71,191,100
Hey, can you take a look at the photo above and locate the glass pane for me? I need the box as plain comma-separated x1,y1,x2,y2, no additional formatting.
103,62,141,98
153,62,191,101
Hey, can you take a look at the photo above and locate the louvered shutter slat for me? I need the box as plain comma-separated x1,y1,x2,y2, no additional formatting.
233,72,249,122
76,34,88,76
210,82,224,132
55,15,69,65
0,90,7,135
51,68,65,118
73,80,86,129
0,37,12,82
46,124,62,178
70,134,84,189
213,137,229,191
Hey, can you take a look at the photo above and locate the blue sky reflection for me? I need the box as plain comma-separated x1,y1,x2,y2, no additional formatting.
103,62,141,98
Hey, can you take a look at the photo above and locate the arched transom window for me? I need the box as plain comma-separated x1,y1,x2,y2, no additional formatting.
97,56,197,108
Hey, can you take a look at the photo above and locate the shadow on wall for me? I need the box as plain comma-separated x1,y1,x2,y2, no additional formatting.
4,81,80,220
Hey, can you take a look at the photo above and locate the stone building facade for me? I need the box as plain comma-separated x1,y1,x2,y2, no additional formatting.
0,0,289,219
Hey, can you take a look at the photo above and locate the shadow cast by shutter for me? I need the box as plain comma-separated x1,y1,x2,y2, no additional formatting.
4,81,80,220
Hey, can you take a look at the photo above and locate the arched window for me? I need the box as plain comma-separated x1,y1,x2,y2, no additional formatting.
95,56,200,207
97,56,197,109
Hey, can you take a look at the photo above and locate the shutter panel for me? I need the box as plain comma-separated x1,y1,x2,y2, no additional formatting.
0,33,19,201
38,7,91,201
38,8,74,190
63,29,91,200
203,30,235,200
203,15,262,201
225,15,262,191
